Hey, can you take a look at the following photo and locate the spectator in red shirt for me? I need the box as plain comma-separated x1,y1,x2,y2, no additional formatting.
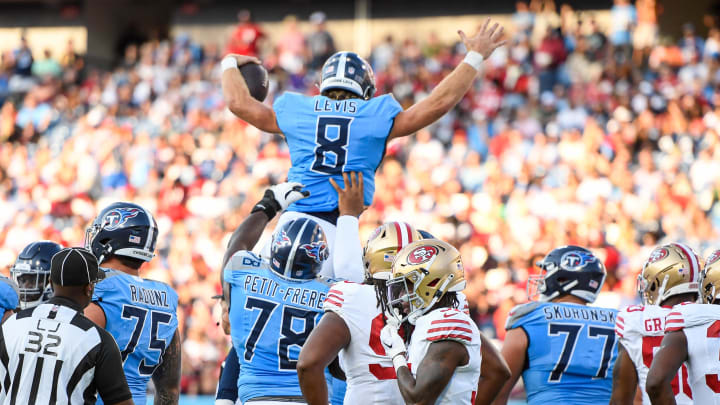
225,10,264,57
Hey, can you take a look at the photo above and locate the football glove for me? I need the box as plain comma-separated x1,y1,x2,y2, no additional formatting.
251,182,310,220
381,310,407,370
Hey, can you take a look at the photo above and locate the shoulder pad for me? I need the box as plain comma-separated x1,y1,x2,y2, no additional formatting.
505,301,543,330
420,308,476,345
323,281,364,313
456,292,470,315
666,303,720,331
225,251,266,272
314,275,343,287
616,305,645,338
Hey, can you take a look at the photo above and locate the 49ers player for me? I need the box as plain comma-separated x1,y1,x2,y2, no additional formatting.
610,243,699,405
298,221,423,404
382,239,482,404
647,249,720,404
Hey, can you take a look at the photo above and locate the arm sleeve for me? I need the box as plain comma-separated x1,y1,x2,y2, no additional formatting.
332,216,365,282
216,346,239,401
94,329,133,404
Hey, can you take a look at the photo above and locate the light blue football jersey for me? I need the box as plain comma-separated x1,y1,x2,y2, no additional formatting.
224,250,340,402
506,301,618,405
93,268,179,405
273,92,403,212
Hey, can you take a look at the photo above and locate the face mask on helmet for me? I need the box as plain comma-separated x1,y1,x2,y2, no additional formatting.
386,271,426,324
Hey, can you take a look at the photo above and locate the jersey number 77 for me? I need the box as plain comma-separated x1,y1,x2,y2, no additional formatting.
547,323,616,382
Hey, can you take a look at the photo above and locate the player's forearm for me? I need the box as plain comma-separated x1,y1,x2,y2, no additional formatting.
332,216,364,282
154,387,180,405
396,366,425,403
152,331,182,405
222,211,269,269
221,69,254,119
475,373,510,405
297,363,330,405
646,383,677,405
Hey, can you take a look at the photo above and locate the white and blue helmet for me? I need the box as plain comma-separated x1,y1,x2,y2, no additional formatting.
319,51,376,100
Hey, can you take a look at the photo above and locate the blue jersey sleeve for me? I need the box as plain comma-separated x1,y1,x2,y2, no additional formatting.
367,94,402,124
273,92,305,136
0,276,18,311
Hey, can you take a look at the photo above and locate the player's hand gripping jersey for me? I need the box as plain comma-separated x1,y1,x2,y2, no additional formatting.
93,268,179,405
665,303,720,404
616,305,693,404
323,281,405,404
225,251,334,402
506,301,618,405
406,307,481,405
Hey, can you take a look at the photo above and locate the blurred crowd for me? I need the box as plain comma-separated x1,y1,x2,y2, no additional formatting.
2,0,720,394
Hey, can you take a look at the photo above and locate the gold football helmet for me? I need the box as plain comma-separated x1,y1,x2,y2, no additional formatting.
363,222,422,280
701,250,720,304
387,239,465,324
637,242,701,305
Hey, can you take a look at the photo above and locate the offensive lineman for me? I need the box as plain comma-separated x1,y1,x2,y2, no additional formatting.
381,239,482,404
491,246,618,405
221,19,506,276
84,202,180,405
647,249,720,404
610,243,698,405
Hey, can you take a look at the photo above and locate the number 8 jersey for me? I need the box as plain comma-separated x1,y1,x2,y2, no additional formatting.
92,268,179,405
505,301,618,405
665,303,720,404
273,92,402,213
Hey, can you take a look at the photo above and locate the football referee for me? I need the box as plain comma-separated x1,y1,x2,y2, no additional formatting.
0,247,134,405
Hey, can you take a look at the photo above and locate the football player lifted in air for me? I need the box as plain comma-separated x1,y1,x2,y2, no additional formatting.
298,209,509,402
379,239,482,404
10,241,63,309
491,246,618,405
83,202,181,405
220,18,506,277
610,243,698,405
646,249,720,405
222,176,369,405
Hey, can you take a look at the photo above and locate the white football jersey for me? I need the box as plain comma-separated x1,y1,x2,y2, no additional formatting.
407,307,481,405
615,305,693,405
323,281,405,404
665,303,720,405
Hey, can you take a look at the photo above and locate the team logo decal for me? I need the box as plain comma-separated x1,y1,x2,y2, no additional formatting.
407,245,438,265
300,241,328,263
272,231,292,250
708,250,720,266
102,208,141,231
560,251,597,271
648,247,669,263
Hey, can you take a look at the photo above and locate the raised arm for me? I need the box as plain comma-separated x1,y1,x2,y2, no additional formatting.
151,330,181,405
220,55,281,134
647,331,688,405
388,18,506,140
475,333,511,405
329,172,366,282
610,344,641,405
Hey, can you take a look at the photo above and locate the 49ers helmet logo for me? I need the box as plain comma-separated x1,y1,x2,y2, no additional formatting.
648,247,669,263
407,245,438,265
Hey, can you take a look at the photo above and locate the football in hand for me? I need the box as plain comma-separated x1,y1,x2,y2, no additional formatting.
240,63,269,102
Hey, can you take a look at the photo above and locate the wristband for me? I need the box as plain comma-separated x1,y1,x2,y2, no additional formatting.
463,51,484,71
251,189,282,220
221,56,238,72
392,354,408,372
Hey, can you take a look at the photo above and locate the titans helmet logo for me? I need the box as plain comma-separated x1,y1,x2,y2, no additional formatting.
560,251,597,271
300,241,328,263
272,231,292,251
102,208,141,231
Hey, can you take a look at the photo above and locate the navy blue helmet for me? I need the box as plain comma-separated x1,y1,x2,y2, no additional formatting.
11,240,63,308
528,245,606,303
319,51,376,100
270,218,328,280
418,229,435,239
85,202,158,264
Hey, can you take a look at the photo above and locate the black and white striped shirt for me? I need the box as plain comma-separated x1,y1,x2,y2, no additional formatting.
0,296,132,405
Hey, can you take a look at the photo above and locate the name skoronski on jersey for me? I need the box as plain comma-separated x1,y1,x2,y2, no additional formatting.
540,304,616,323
